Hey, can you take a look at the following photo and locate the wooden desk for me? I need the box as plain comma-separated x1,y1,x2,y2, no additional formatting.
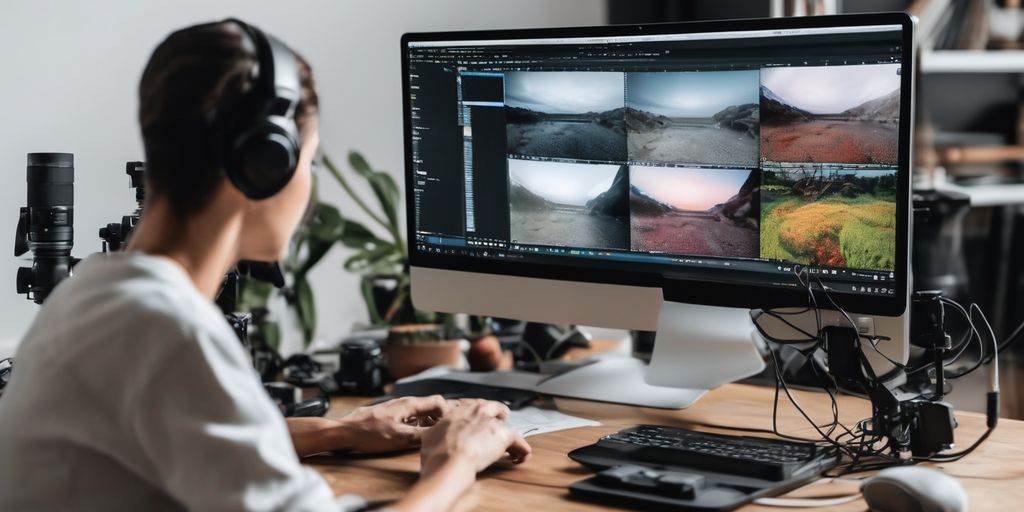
308,383,1024,511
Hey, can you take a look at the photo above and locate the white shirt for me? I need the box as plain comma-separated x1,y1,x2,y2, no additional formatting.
0,252,364,511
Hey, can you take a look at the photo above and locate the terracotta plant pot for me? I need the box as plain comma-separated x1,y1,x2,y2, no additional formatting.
385,324,463,380
468,334,506,372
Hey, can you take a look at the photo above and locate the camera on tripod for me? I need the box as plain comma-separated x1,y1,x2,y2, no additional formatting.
15,154,148,304
11,152,314,414
14,153,79,304
99,161,145,252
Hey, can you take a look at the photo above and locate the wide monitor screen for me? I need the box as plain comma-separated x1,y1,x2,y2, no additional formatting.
403,14,913,314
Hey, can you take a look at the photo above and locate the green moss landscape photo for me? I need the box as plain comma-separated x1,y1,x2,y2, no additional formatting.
760,168,897,270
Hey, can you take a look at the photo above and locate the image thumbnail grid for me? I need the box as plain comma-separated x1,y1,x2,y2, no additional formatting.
497,65,901,271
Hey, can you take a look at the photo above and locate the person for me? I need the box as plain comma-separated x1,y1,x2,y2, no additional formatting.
0,19,530,512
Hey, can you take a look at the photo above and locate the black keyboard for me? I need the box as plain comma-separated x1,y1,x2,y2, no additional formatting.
572,425,836,481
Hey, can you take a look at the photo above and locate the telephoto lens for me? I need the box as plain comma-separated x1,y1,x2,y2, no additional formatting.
14,152,78,304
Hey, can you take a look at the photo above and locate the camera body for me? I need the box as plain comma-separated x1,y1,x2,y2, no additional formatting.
99,161,145,252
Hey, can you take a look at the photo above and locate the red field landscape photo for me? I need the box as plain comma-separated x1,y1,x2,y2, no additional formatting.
760,64,901,165
629,166,759,258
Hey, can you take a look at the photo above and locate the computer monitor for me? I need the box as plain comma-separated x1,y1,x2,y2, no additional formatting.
402,13,914,407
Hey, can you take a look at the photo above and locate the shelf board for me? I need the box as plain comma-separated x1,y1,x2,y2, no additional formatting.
934,182,1024,207
921,49,1024,74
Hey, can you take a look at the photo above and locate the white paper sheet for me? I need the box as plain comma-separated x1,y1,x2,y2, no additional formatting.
505,406,601,438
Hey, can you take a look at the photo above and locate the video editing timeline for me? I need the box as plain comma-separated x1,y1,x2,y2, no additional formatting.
408,25,903,296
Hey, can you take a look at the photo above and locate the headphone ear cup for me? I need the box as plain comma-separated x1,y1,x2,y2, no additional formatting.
227,116,300,200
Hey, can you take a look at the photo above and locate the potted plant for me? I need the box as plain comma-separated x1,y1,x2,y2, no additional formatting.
237,151,505,377
321,152,494,379
236,173,341,351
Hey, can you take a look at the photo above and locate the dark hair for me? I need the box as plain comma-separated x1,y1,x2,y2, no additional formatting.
138,20,319,215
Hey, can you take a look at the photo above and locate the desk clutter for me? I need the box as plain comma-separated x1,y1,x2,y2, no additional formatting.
366,370,974,512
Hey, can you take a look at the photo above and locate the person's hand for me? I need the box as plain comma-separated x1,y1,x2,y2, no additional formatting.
335,395,451,453
419,399,532,477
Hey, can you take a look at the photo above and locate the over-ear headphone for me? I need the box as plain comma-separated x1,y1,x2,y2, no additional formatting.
220,19,301,200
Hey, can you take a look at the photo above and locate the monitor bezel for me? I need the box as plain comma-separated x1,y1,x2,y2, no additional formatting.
401,12,914,316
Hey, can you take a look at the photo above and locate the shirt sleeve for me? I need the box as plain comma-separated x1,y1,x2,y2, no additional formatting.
125,319,363,512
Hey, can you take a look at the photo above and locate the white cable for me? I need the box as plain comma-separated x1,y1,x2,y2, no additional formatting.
970,303,999,393
753,478,862,508
753,495,862,508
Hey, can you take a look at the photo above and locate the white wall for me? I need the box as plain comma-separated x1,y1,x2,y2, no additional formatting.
0,0,606,357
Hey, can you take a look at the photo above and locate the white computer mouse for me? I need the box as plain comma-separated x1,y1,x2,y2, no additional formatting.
860,466,967,512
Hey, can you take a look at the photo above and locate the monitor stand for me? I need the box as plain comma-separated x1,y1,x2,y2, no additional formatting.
645,301,767,389
535,301,766,408
425,300,766,409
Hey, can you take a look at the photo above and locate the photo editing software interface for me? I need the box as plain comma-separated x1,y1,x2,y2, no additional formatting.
408,25,904,298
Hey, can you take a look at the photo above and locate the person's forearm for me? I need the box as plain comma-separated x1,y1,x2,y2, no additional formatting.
392,456,476,512
286,417,352,457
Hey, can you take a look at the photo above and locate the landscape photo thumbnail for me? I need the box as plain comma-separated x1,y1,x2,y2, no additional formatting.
505,71,627,162
630,165,759,258
760,167,897,270
626,70,760,167
508,158,629,250
760,64,901,165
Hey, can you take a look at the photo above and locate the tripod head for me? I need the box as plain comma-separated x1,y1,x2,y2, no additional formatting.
99,161,145,252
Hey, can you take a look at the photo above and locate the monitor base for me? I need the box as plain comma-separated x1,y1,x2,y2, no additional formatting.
535,357,706,409
406,357,706,409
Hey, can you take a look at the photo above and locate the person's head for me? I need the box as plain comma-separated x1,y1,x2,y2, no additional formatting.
138,19,319,261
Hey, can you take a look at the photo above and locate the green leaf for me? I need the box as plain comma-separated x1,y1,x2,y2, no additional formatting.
339,219,388,250
295,278,316,346
297,237,334,277
237,278,274,311
359,275,384,326
308,202,345,242
348,151,373,178
322,154,390,231
261,321,281,352
368,174,400,232
354,254,404,279
343,243,397,273
345,151,402,242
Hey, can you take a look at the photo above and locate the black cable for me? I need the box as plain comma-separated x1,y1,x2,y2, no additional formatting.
751,310,817,345
489,475,568,490
755,266,1004,474
999,318,1024,356
683,421,780,436
918,427,994,463
812,274,906,374
940,298,987,379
